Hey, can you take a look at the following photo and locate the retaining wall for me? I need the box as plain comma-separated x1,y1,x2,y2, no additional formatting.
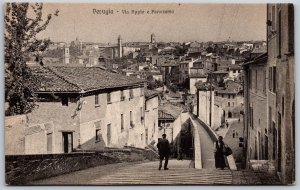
5,148,148,185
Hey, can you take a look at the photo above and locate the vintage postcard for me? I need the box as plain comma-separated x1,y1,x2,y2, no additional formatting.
4,2,295,185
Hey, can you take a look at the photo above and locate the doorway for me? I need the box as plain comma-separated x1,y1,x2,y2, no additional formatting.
62,132,73,153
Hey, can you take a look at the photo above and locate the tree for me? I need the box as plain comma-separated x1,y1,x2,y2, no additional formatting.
5,3,58,115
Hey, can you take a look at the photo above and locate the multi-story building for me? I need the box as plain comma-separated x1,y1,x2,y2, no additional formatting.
5,66,146,154
144,90,159,146
266,4,295,184
243,52,268,163
215,80,244,119
189,59,207,94
243,4,294,184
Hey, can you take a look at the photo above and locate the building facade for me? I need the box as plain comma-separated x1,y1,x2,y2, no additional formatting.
243,4,294,184
5,66,147,155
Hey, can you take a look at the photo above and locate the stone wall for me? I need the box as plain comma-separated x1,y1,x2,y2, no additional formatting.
249,160,276,175
5,149,149,185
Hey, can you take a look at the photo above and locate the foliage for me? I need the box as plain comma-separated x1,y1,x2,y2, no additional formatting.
5,3,58,115
146,75,163,90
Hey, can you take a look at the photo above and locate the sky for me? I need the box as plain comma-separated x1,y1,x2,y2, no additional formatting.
35,3,267,43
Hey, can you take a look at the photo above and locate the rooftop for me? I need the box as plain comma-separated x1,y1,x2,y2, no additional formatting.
158,103,183,120
144,89,160,100
30,66,144,93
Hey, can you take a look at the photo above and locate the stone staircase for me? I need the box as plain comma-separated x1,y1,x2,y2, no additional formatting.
90,160,233,185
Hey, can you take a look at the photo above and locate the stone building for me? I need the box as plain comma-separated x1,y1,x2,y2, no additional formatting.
266,4,295,184
144,90,159,146
195,81,224,130
5,66,146,154
215,80,244,119
243,52,268,163
243,4,294,184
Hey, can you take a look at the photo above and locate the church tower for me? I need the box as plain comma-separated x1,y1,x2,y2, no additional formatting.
64,46,70,64
118,35,123,58
151,33,156,44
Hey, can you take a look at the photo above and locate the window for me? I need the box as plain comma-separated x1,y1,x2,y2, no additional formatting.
228,102,230,107
255,70,258,92
95,94,99,106
232,102,234,107
96,129,101,141
271,6,276,30
121,114,124,132
120,90,125,101
282,96,285,117
269,67,272,91
130,111,133,127
140,87,144,96
107,92,111,103
129,89,134,99
277,10,282,58
288,4,294,53
269,66,276,93
140,107,144,123
62,97,68,106
273,67,276,92
249,70,252,90
250,106,253,129
269,106,272,133
263,70,266,94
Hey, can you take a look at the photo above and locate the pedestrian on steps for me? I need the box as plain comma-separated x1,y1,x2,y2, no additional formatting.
214,136,226,170
157,134,170,170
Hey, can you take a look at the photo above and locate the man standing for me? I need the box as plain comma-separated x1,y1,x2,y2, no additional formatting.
157,134,170,170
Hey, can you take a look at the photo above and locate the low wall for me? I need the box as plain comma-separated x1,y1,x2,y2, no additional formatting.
193,115,237,171
189,117,202,169
5,149,146,185
249,160,276,175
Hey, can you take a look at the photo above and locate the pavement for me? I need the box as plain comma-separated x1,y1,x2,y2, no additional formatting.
215,118,244,167
31,160,233,185
30,160,280,185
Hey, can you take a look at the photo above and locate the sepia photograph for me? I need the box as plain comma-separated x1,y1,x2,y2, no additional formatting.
3,1,295,186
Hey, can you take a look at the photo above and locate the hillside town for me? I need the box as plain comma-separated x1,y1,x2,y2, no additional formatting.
4,3,295,185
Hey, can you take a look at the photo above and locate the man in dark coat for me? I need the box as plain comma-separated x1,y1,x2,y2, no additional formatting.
214,136,226,170
157,134,170,170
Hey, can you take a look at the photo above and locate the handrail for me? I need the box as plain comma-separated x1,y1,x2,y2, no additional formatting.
189,114,202,169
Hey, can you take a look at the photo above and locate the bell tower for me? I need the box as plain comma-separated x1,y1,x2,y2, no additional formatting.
151,33,156,44
64,46,70,64
118,35,122,58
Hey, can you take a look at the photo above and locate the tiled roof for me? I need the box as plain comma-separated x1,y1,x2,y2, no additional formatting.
158,110,175,120
145,89,159,99
211,70,229,74
189,73,207,78
30,66,80,92
30,66,144,93
251,46,267,54
159,103,183,119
